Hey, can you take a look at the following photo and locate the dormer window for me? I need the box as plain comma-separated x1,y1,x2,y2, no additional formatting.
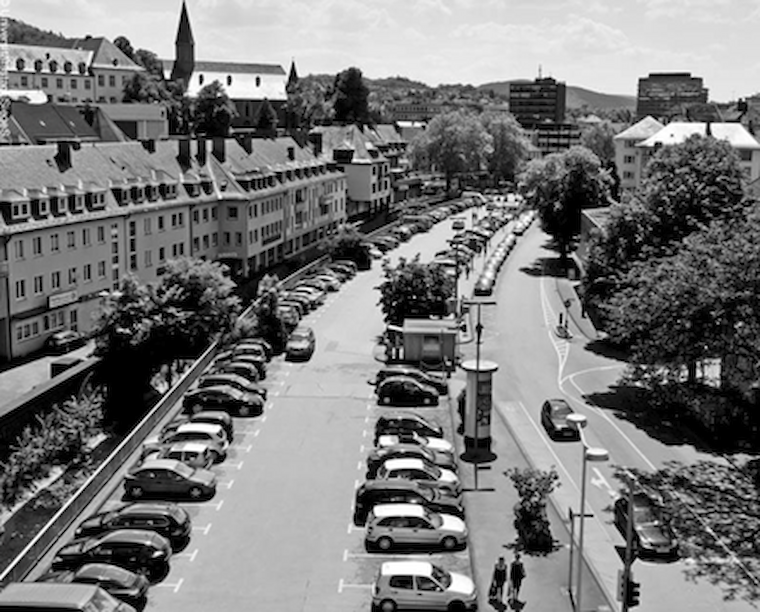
268,176,275,187
199,74,204,86
201,180,213,195
147,185,159,201
68,194,84,213
15,58,25,71
286,170,292,181
256,76,261,87
186,183,200,197
11,202,30,220
50,196,67,215
64,61,73,73
78,62,87,75
85,191,105,210
160,183,178,199
227,75,232,86
49,60,58,73
112,187,128,205
131,186,144,203
31,198,49,217
112,58,119,67
34,59,43,72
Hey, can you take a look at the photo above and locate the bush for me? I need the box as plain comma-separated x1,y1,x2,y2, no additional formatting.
506,466,560,552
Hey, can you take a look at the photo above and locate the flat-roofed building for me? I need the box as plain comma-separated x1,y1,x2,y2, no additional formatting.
636,72,708,121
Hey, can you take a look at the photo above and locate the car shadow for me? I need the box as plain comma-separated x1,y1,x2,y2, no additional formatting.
365,540,467,554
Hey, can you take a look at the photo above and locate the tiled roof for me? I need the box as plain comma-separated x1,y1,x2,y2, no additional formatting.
10,102,99,143
160,59,284,76
7,44,92,75
637,122,760,149
311,125,388,163
70,37,142,71
613,116,665,141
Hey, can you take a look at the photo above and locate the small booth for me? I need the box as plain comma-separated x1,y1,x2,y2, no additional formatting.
400,318,459,371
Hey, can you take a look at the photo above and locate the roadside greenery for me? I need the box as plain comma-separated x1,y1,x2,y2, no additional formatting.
506,466,560,553
251,274,289,354
319,226,371,270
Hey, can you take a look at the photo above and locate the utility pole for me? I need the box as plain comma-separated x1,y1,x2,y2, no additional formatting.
621,469,637,612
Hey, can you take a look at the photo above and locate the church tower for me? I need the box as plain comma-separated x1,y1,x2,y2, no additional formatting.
286,59,299,94
171,1,195,85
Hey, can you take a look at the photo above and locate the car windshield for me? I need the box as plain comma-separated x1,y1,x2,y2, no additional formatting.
171,462,194,478
290,333,309,342
430,564,451,588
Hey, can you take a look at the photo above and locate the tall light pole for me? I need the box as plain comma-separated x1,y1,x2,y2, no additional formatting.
447,238,462,317
566,413,608,612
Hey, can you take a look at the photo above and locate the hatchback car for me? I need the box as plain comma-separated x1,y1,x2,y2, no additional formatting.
377,377,441,407
366,444,457,479
354,480,464,526
197,373,268,401
37,563,150,608
161,410,235,442
52,530,172,582
540,399,580,440
46,330,86,354
159,422,230,453
366,504,467,552
285,326,316,361
212,360,260,383
614,491,679,558
375,458,461,496
74,502,191,549
231,342,268,361
183,385,264,417
140,441,216,471
277,304,301,329
374,414,444,444
451,218,466,230
124,459,217,500
372,561,477,612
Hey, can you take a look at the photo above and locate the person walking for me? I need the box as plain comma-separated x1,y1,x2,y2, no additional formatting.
490,556,508,603
507,552,526,605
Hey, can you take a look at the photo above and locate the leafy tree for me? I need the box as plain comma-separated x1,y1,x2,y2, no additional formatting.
409,110,492,192
505,466,560,552
333,67,370,124
256,98,278,134
252,274,288,353
123,72,172,104
113,35,135,60
319,225,371,270
579,120,616,164
133,48,164,78
376,256,455,326
194,80,238,137
286,77,334,128
479,112,532,186
521,146,611,264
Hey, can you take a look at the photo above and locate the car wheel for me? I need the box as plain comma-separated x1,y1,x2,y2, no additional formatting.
377,536,393,551
189,486,203,499
238,404,252,417
379,599,397,612
129,486,144,499
442,536,457,550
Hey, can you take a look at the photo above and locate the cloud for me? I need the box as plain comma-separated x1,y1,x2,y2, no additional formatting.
636,0,734,22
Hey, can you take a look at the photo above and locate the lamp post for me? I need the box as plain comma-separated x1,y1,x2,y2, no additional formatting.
566,413,608,612
447,238,462,316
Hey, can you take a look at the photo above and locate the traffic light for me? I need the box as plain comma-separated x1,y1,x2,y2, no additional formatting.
626,579,641,608
616,570,626,602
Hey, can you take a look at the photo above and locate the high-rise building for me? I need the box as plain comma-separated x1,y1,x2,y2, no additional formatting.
508,77,566,128
636,72,708,120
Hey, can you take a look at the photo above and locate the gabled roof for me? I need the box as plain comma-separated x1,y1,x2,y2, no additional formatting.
613,116,665,141
6,44,92,75
70,37,142,71
637,122,760,149
176,0,195,45
161,59,285,76
9,101,99,144
311,125,389,163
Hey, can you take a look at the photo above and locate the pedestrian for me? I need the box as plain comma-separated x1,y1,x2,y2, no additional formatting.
508,552,526,604
490,556,508,603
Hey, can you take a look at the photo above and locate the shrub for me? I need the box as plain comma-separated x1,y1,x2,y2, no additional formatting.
506,466,560,552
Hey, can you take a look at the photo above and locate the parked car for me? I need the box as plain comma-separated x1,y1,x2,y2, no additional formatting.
540,399,580,440
614,491,679,558
46,330,86,354
353,479,464,525
374,414,444,444
365,503,467,551
276,304,301,329
244,337,273,360
332,259,359,274
124,459,217,500
373,366,449,395
376,432,455,454
299,277,331,292
366,444,456,479
452,218,466,230
183,385,264,417
279,292,313,312
231,342,268,362
140,441,216,471
310,274,342,291
212,360,260,383
377,377,440,407
37,563,150,608
74,502,191,549
0,583,136,612
52,530,172,582
473,277,494,297
197,373,267,401
290,286,326,307
372,561,477,612
160,410,235,441
285,326,316,361
375,458,461,496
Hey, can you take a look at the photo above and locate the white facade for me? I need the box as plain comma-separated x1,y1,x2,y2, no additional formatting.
613,116,664,191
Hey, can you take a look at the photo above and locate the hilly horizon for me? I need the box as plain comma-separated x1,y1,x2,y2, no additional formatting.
478,80,636,111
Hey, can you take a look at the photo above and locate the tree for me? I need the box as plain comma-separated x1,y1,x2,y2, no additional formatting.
409,110,492,192
319,225,371,270
133,48,164,78
123,72,172,104
520,146,611,264
332,67,370,124
579,120,616,164
113,35,134,60
194,80,238,137
256,98,278,134
286,77,334,128
376,256,455,326
252,274,288,354
479,112,532,186
506,466,560,552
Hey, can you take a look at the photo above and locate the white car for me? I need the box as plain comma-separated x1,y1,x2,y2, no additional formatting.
375,458,461,496
365,503,467,551
377,433,454,454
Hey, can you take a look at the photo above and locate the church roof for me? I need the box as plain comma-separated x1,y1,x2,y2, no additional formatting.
176,1,195,45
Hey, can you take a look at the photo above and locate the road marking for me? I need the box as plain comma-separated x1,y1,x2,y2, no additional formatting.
261,415,267,423
225,461,244,470
154,578,184,593
344,550,463,560
357,461,363,471
360,445,365,453
254,430,260,437
240,444,253,453
220,479,234,489
266,402,274,410
174,549,198,562
363,430,368,438
192,523,212,535
338,579,373,593
590,467,616,498
272,391,280,397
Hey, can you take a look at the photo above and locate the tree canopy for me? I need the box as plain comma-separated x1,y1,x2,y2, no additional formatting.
579,120,616,164
194,81,238,137
479,112,532,186
333,67,370,124
256,98,278,134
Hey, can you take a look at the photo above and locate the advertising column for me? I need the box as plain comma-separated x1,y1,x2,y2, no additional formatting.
461,358,498,453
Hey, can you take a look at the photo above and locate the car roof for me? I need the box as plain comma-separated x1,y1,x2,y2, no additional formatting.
0,583,113,606
167,441,211,452
119,503,177,516
98,529,163,544
75,563,133,581
371,503,426,518
381,561,433,576
176,423,223,434
381,458,427,470
136,458,186,471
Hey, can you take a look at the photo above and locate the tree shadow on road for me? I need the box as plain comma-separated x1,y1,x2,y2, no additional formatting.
518,257,568,279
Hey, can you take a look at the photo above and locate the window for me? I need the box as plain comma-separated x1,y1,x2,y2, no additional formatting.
228,206,238,219
13,240,24,260
172,244,178,258
144,218,152,234
85,79,91,90
33,275,43,294
51,271,61,290
51,233,60,252
32,236,42,256
129,254,137,270
202,235,209,249
159,247,165,262
97,226,105,243
623,155,635,164
98,261,106,278
388,576,414,590
56,78,63,89
224,232,231,245
145,251,152,267
416,577,442,592
83,264,92,282
740,149,753,162
212,233,218,247
67,230,75,249
109,75,115,87
179,243,185,256
623,171,634,179
71,79,77,89
21,75,28,87
15,279,25,300
193,210,199,224
193,237,200,251
82,228,90,246
68,267,77,285
211,208,217,220
98,75,105,87
235,232,242,246
158,216,165,231
178,212,184,226
129,221,136,237
171,213,178,228
203,208,209,222
41,77,48,87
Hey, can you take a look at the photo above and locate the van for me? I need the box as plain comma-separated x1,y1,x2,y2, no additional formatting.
0,583,135,612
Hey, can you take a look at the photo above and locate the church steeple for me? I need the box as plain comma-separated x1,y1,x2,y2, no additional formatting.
171,1,195,84
286,59,299,94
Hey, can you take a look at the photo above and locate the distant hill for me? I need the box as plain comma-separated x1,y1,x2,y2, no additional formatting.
479,80,635,111
7,18,74,47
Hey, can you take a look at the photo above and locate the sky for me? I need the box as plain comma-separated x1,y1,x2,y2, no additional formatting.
6,0,760,102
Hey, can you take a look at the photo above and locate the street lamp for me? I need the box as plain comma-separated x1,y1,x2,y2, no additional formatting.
566,413,608,612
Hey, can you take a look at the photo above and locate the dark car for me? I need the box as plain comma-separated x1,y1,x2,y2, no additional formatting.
278,299,305,317
374,414,444,444
245,337,274,360
354,480,464,525
277,304,301,329
46,330,86,354
279,292,314,312
473,277,494,296
213,360,260,383
37,563,150,608
183,385,264,417
614,491,679,558
374,366,449,395
52,530,172,582
540,399,580,440
377,377,440,407
161,410,235,442
231,342,269,362
198,373,267,402
124,459,217,500
366,444,457,479
285,326,316,361
74,502,191,549
215,351,268,379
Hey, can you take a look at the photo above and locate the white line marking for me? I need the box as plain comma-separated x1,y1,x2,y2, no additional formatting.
261,415,267,423
362,430,367,438
357,461,363,470
175,549,198,562
266,402,274,410
242,444,253,453
360,445,364,453
590,467,616,498
345,551,458,560
254,430,260,437
237,461,244,470
175,578,184,593
220,479,234,489
192,523,212,535
273,391,280,397
215,499,224,511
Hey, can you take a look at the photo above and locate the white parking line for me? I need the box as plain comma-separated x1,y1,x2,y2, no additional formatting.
360,445,365,453
192,523,212,535
254,429,260,437
261,415,267,423
357,461,362,470
266,402,274,410
338,579,373,593
154,578,184,593
174,549,198,562
343,549,462,560
365,415,370,423
272,391,280,397
362,430,368,437
226,461,244,470
219,479,234,489
240,444,253,453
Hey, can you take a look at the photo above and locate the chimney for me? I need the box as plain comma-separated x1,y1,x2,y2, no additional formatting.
309,132,323,157
141,139,156,153
212,137,226,163
196,137,207,166
238,133,253,154
55,141,72,170
287,146,295,161
178,138,191,166
705,121,712,137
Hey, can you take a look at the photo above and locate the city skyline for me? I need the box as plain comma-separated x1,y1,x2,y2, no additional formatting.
7,0,760,102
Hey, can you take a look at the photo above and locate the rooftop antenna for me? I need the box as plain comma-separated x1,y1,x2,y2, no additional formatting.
538,64,542,79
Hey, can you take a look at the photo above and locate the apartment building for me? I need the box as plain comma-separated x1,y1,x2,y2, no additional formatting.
508,77,566,128
613,116,665,191
636,72,708,121
0,136,346,361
